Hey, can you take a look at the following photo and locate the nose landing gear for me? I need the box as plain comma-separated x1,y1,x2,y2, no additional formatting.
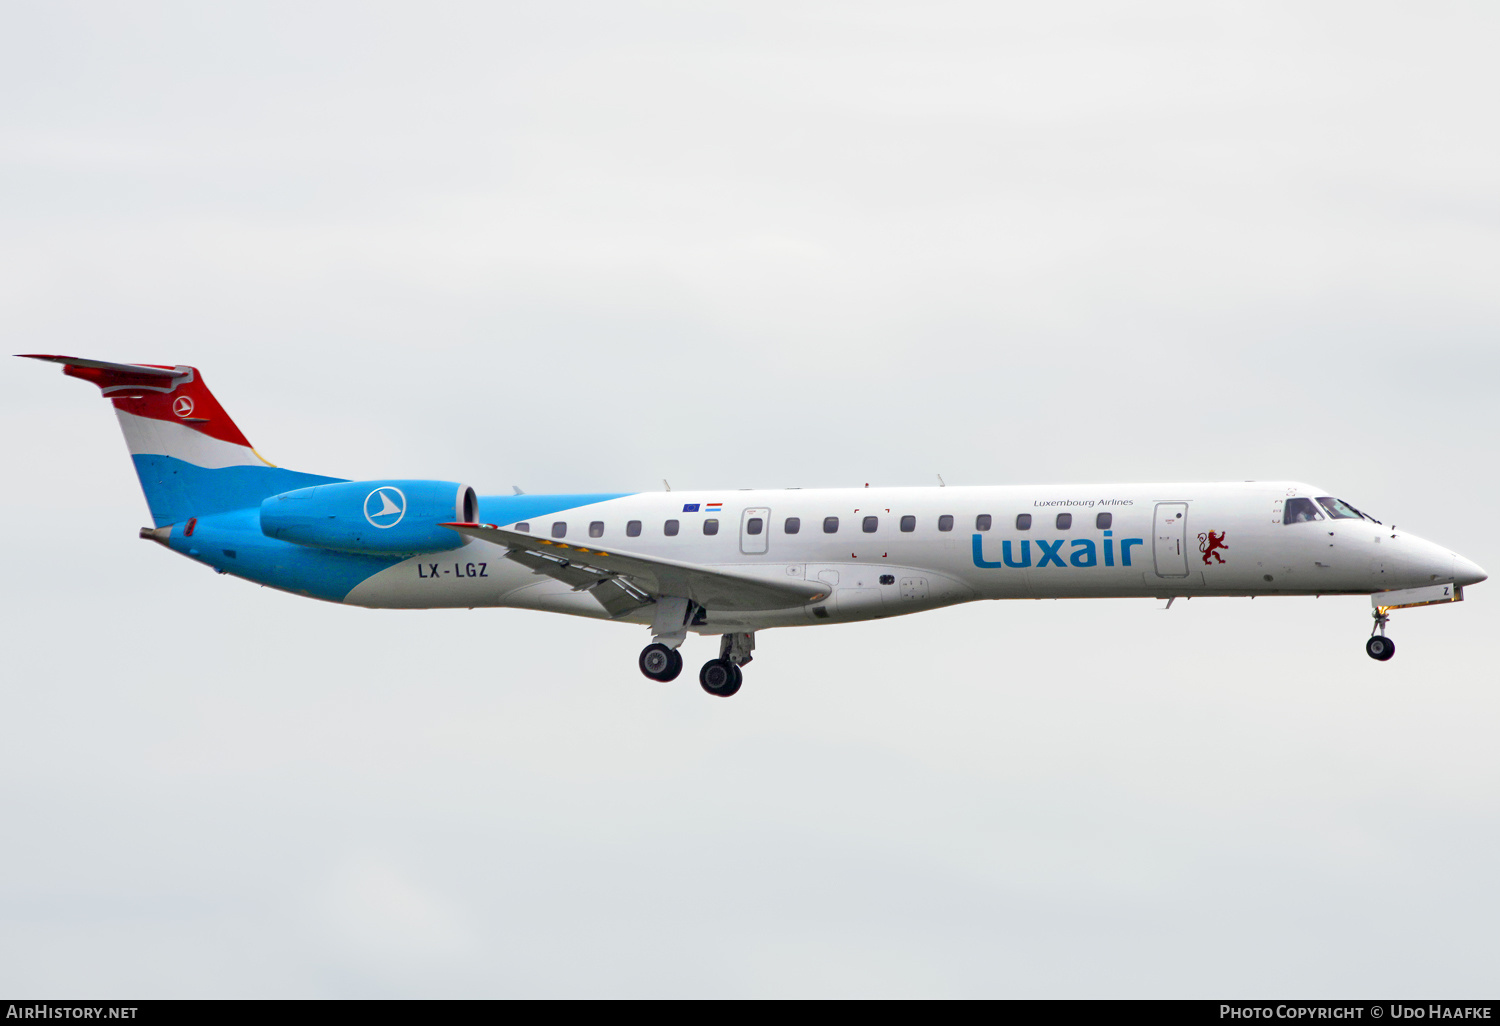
1366,608,1395,661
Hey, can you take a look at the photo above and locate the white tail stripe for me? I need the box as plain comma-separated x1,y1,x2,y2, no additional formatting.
115,409,271,469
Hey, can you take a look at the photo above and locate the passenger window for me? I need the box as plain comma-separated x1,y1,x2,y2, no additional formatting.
747,517,763,535
1317,497,1361,520
862,516,878,533
823,516,839,534
516,522,531,533
704,518,719,535
664,519,680,536
784,516,801,534
1284,497,1323,524
1095,512,1112,530
589,521,604,538
976,514,992,531
1015,514,1032,531
551,522,567,538
899,515,915,532
938,515,953,532
626,520,641,537
1056,513,1072,530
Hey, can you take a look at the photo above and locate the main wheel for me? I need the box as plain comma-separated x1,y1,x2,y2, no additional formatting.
1366,636,1396,661
699,658,742,697
640,643,678,680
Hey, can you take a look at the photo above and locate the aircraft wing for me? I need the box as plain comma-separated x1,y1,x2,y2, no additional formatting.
440,522,831,614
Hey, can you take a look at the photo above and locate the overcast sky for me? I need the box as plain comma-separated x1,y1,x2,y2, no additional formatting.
3,1,1497,997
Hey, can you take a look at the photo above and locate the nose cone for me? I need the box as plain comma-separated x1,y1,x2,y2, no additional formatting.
1454,553,1488,588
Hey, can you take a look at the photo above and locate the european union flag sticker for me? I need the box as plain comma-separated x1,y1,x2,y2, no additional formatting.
682,503,700,513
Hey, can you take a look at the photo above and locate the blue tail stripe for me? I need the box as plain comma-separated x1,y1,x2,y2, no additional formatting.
131,454,343,527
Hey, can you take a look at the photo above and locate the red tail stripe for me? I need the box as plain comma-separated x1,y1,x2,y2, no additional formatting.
28,355,254,449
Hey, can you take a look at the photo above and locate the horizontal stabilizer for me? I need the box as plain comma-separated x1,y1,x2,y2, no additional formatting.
20,354,181,380
441,522,831,611
19,353,253,447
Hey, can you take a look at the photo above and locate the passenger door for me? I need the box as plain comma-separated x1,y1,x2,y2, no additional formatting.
1153,502,1190,578
740,507,771,555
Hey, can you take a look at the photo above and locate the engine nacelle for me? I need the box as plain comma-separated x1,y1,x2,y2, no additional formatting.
260,480,478,555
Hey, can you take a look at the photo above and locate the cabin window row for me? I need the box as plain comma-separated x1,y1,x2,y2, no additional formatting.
512,510,1114,539
795,512,1112,533
510,517,724,538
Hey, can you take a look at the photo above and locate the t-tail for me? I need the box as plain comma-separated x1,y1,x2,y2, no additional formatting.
20,354,340,526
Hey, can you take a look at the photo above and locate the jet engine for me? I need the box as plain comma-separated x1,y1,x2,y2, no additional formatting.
260,480,478,555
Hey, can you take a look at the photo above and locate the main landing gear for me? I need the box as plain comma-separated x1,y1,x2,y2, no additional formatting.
638,632,755,697
1366,608,1396,661
699,659,742,697
639,643,683,681
697,633,754,697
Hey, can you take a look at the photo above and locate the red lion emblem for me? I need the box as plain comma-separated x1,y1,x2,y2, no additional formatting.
1198,530,1228,565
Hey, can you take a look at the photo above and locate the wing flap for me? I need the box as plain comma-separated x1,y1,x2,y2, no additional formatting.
442,522,830,611
503,546,654,618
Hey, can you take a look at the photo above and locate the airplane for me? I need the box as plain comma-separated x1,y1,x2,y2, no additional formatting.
22,354,1488,697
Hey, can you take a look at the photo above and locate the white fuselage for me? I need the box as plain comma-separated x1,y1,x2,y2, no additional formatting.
342,481,1483,634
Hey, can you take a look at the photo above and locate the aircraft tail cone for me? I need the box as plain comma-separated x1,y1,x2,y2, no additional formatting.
139,525,172,548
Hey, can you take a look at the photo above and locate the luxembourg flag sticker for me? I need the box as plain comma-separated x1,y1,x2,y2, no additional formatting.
705,502,723,512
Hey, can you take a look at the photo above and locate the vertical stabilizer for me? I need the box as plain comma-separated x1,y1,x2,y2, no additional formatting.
21,355,341,526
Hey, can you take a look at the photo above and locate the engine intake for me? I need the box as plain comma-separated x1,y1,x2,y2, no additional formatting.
260,480,478,555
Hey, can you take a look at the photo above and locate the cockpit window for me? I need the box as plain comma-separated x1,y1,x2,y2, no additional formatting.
1318,497,1379,523
1284,497,1324,524
1315,497,1359,520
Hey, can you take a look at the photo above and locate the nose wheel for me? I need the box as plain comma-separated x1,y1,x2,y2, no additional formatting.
1366,608,1395,661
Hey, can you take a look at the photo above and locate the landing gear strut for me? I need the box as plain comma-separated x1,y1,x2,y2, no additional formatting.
1366,608,1395,661
639,643,683,681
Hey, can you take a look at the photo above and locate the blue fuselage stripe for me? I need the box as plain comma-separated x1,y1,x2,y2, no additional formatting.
151,473,638,602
